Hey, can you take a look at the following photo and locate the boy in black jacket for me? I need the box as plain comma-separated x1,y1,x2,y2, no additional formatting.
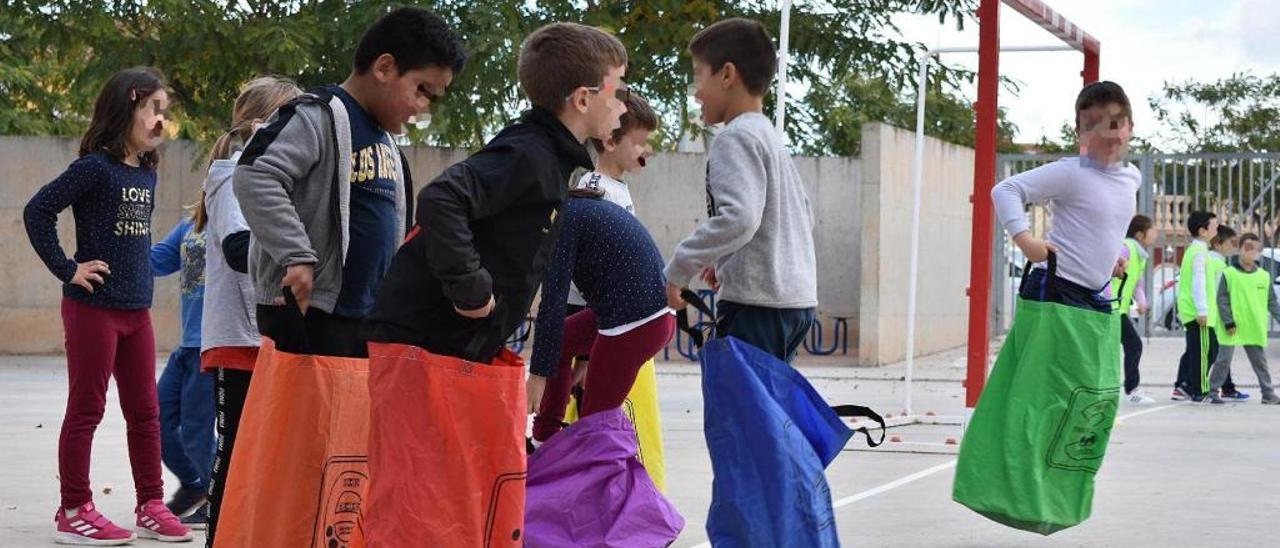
361,22,628,545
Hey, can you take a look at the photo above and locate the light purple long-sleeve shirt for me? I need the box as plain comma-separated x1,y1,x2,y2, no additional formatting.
992,156,1141,289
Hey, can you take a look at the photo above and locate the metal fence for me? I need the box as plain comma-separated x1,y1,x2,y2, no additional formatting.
994,152,1280,336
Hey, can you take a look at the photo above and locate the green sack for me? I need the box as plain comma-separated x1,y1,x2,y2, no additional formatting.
953,258,1122,535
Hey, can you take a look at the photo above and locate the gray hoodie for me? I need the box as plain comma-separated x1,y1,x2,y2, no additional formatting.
233,90,408,314
201,152,259,351
664,112,818,309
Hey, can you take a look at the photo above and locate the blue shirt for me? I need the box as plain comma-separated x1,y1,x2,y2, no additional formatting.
151,218,205,348
329,85,400,318
24,153,157,309
531,197,669,377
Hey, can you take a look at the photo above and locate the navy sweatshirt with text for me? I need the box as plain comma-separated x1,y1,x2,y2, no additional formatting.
24,153,157,309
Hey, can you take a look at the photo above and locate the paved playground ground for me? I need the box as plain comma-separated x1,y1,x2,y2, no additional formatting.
2,337,1276,547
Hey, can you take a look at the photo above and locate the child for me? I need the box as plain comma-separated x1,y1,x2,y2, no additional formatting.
993,82,1140,312
970,80,1139,533
564,93,658,385
233,7,465,358
361,22,627,545
151,214,213,529
574,93,656,214
1209,226,1245,399
24,67,193,544
1211,232,1280,404
664,18,818,364
197,76,301,545
1173,214,1223,401
530,189,673,443
1117,215,1157,404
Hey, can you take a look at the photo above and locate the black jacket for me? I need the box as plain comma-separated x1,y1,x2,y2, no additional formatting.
362,108,593,362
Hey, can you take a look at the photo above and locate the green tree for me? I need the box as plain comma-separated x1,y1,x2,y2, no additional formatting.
1,0,986,155
1149,72,1280,153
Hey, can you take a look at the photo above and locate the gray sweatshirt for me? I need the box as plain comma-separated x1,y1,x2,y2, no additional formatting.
233,91,407,314
664,112,818,309
992,156,1140,290
201,152,259,351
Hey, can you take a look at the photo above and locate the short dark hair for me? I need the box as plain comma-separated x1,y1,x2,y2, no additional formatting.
1213,225,1238,247
518,23,628,112
1126,214,1153,238
1241,232,1261,247
80,66,167,170
1075,81,1131,127
688,18,777,96
591,93,659,153
354,7,466,75
1187,211,1216,237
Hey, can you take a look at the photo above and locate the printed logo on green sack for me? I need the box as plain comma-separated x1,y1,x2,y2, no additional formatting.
1046,387,1120,473
312,456,368,548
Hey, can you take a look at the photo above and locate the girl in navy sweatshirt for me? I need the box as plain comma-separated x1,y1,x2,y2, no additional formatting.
529,190,675,443
23,67,193,545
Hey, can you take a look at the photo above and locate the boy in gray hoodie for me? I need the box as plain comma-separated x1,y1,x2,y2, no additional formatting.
664,18,818,363
232,8,465,358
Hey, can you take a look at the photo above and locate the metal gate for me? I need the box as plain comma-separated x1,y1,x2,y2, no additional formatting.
993,152,1280,336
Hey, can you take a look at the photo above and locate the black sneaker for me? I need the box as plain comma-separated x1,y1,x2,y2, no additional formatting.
164,485,207,518
180,503,208,530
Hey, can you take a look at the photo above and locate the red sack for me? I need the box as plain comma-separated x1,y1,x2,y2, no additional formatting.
213,336,370,548
365,342,527,547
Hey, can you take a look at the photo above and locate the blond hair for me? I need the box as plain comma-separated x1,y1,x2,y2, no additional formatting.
194,76,302,232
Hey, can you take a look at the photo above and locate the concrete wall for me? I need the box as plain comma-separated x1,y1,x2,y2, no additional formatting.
1,137,203,354
626,152,862,319
0,127,970,364
857,123,975,365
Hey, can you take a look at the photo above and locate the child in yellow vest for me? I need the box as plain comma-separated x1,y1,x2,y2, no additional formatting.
1210,233,1280,405
1174,213,1220,401
1116,215,1157,404
1208,227,1245,400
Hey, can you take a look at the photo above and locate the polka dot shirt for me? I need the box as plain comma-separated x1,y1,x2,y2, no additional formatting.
24,153,157,309
530,197,668,377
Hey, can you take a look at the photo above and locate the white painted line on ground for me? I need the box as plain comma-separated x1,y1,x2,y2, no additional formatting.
1115,402,1187,421
832,459,957,509
685,401,1187,548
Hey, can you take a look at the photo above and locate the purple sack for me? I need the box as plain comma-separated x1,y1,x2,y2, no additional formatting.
525,407,685,547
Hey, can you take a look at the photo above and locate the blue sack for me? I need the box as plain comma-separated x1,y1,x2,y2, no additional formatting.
680,291,883,548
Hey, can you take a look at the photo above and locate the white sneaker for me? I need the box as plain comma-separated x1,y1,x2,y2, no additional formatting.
1127,391,1156,404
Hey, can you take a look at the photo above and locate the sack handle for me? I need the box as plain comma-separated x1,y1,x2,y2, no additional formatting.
676,289,715,349
677,288,888,449
832,404,887,448
280,287,313,354
1018,250,1059,299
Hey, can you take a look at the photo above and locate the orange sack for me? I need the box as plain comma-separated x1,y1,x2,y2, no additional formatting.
213,337,370,548
364,342,527,548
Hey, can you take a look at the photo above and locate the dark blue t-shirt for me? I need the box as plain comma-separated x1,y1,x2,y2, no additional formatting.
329,85,400,318
24,153,157,309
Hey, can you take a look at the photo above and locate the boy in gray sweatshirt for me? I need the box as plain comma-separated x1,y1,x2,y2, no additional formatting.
232,8,465,358
664,18,818,363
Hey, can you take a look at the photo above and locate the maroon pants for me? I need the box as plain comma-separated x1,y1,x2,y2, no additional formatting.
59,297,163,508
533,309,674,442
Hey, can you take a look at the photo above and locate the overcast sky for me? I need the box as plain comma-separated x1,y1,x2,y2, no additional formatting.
889,0,1280,146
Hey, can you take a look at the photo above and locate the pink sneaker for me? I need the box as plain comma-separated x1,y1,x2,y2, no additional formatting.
54,502,137,546
134,499,193,542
